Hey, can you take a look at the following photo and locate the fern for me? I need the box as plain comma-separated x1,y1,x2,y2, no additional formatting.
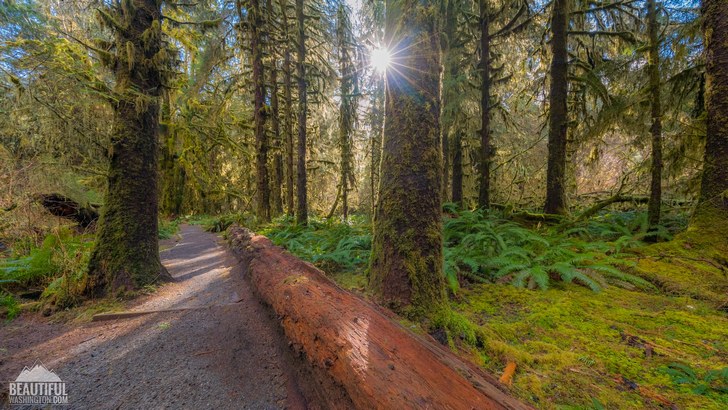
444,209,652,292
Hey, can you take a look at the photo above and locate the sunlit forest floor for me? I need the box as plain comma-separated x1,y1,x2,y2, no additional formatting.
2,208,727,408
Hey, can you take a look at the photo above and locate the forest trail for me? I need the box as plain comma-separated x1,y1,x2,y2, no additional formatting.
1,225,310,409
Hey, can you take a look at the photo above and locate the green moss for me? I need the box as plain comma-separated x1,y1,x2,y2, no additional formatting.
453,283,728,409
630,230,728,307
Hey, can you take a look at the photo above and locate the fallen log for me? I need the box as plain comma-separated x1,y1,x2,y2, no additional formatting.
228,226,533,410
37,193,99,227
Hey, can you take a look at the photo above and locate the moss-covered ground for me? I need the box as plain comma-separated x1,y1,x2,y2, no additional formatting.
449,283,727,409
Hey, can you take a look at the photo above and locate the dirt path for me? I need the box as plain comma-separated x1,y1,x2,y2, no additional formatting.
1,225,311,409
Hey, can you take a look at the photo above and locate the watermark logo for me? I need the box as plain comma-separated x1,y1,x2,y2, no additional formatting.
8,361,68,405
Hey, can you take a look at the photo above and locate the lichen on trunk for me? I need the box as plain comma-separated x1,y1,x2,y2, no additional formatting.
86,0,172,296
693,0,728,234
370,0,446,318
544,0,570,215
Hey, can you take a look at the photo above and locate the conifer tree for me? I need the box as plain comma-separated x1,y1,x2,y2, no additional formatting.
370,0,445,316
86,0,173,295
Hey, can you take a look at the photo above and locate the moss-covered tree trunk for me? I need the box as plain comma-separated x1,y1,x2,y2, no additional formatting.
544,0,569,215
295,0,308,225
86,0,172,296
370,78,384,215
249,0,270,222
270,65,284,216
370,0,445,317
440,0,457,203
337,3,355,220
477,0,492,209
647,0,663,229
694,0,728,228
160,91,186,216
452,130,463,206
280,0,295,216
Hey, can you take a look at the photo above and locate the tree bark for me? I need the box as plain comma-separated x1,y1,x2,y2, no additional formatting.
452,130,464,206
440,0,457,203
250,0,270,223
271,65,284,216
295,0,308,225
370,78,384,215
478,0,492,209
280,0,295,216
544,0,570,215
159,91,186,216
647,0,663,229
86,0,172,296
695,0,728,226
337,3,355,221
370,0,445,317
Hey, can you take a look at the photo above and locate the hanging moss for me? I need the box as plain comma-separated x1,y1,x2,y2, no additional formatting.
85,0,172,296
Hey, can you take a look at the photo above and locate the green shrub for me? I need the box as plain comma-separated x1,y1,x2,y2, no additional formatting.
0,228,92,309
158,218,179,239
0,292,20,320
185,213,254,233
261,215,372,274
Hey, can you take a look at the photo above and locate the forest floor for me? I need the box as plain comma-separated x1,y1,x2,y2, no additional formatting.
0,225,312,409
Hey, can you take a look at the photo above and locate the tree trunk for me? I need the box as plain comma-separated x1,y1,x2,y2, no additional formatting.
440,0,456,203
159,91,186,216
280,0,295,216
370,0,445,318
86,0,172,296
337,3,354,221
271,65,284,216
370,78,384,215
295,0,308,225
694,0,728,227
647,0,663,229
544,0,569,215
477,0,492,209
250,0,270,223
452,130,463,206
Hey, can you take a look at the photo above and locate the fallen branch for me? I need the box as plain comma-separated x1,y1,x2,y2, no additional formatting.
499,362,517,386
37,193,99,227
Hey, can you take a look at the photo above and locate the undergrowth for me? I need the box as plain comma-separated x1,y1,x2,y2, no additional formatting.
260,208,675,294
158,218,180,239
260,215,371,275
443,208,655,293
183,213,255,233
0,227,93,314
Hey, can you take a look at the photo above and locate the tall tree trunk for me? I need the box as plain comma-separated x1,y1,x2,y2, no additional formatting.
544,0,569,215
694,0,728,227
647,0,663,229
370,78,384,215
295,0,308,225
440,0,458,203
337,3,355,220
250,0,270,222
271,65,284,216
477,0,491,209
160,91,186,216
452,130,463,206
86,0,172,296
280,0,295,216
370,0,445,317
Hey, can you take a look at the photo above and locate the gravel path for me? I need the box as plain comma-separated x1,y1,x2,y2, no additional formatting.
1,225,310,409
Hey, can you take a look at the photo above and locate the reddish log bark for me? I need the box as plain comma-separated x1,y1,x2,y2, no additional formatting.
228,226,532,410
